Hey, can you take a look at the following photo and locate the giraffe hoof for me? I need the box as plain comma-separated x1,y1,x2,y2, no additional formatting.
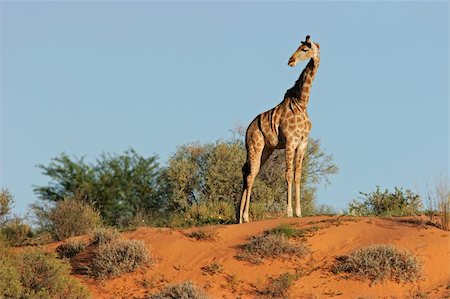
287,210,293,217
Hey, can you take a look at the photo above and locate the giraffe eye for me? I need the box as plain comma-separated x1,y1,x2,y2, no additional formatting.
301,49,308,52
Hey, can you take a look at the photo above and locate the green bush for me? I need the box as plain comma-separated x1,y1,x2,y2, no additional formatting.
56,240,86,259
34,196,102,241
0,242,23,298
88,239,150,278
349,186,421,216
158,138,337,225
264,223,302,239
332,244,421,283
0,246,90,299
2,218,32,246
34,149,160,226
149,281,209,299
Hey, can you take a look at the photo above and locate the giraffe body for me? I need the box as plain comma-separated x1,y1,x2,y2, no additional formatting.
239,36,320,223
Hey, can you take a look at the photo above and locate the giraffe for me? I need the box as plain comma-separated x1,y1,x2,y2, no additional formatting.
238,35,320,223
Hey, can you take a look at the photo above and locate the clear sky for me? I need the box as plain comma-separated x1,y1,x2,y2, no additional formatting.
1,1,448,216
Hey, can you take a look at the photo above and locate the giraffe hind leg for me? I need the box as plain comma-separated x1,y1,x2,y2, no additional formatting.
239,145,273,223
238,162,249,223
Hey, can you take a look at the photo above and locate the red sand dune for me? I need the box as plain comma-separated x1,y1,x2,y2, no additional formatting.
67,216,450,298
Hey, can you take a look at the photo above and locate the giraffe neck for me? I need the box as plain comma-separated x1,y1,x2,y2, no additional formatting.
284,54,320,111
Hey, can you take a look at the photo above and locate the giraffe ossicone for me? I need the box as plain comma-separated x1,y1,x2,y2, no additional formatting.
238,35,321,223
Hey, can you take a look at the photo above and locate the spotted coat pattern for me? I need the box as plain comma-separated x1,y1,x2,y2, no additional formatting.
239,40,320,223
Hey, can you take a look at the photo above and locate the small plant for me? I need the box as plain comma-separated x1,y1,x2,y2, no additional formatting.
91,227,120,245
88,239,150,278
33,195,102,241
187,228,218,241
201,260,223,275
255,272,299,298
149,281,210,299
349,186,421,216
225,273,241,294
332,244,421,283
265,223,301,238
56,239,86,258
237,234,308,264
425,179,450,231
2,218,32,246
8,248,91,298
0,188,14,225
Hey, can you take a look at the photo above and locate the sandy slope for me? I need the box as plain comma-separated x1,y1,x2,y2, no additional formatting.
68,216,450,299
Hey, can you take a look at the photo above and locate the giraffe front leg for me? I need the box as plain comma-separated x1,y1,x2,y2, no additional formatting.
294,142,307,217
285,145,295,217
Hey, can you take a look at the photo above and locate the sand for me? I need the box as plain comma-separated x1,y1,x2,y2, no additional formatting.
65,216,450,299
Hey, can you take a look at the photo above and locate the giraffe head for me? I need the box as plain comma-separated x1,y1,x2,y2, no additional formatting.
288,35,320,67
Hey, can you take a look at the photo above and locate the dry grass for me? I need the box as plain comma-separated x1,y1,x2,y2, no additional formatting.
149,281,210,299
425,178,450,231
237,234,308,264
332,244,421,284
88,239,151,278
186,228,218,241
91,227,120,245
201,260,223,275
255,272,299,298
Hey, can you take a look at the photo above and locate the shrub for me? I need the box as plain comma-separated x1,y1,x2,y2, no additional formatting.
91,227,120,246
34,197,102,241
17,248,90,298
255,272,299,298
2,218,32,246
88,239,150,278
201,260,223,275
0,243,22,298
349,186,421,216
237,234,308,264
187,228,218,241
56,240,86,259
149,281,210,299
425,179,450,231
264,223,302,239
0,188,14,225
332,244,421,283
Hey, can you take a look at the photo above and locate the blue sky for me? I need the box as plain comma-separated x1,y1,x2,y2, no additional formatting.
1,1,448,216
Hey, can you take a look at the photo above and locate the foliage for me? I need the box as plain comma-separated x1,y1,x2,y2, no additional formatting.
186,228,218,241
90,227,120,246
33,195,102,241
2,217,33,246
34,149,159,226
348,186,421,216
201,260,223,275
264,223,302,239
332,244,421,283
237,234,308,264
425,178,450,231
0,188,14,225
88,239,151,278
56,240,87,259
158,137,337,225
149,281,210,299
0,244,90,299
255,272,299,298
0,241,23,298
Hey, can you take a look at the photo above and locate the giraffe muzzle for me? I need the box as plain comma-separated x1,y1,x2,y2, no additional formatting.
288,58,296,67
